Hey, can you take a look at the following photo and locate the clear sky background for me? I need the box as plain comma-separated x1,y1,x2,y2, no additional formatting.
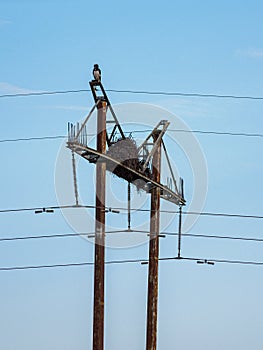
1,0,263,349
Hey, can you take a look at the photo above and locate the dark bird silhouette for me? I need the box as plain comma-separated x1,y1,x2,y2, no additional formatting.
93,64,101,81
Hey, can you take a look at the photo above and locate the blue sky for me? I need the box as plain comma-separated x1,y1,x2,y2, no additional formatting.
1,1,263,349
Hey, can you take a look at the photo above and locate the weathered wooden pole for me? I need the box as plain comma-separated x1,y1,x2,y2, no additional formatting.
146,131,162,350
177,205,183,258
128,181,131,230
93,100,107,350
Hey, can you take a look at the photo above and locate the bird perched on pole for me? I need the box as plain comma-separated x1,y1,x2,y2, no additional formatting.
93,64,101,82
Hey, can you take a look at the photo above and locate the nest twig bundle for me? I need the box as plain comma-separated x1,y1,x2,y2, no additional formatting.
106,138,150,185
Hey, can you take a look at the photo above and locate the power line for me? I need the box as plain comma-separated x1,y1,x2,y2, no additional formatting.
107,89,263,101
0,232,88,242
132,230,263,243
1,127,263,145
1,204,263,219
0,89,89,99
1,256,263,271
182,257,263,266
1,229,263,244
0,261,93,271
0,230,125,242
0,135,66,143
169,129,263,139
0,204,92,213
175,232,263,243
1,88,263,100
185,210,263,219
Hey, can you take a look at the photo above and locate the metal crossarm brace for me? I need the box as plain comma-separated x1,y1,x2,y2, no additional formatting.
89,81,125,142
138,120,170,171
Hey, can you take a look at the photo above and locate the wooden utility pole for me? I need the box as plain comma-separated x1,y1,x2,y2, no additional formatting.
177,205,182,258
66,79,186,350
93,100,107,350
128,182,131,230
146,131,162,350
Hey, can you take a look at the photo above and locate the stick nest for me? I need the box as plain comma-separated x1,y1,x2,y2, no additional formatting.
106,138,151,186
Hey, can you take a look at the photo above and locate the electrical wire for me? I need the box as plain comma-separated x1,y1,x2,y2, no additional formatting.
1,127,263,145
131,230,263,243
1,230,263,243
181,257,263,266
0,204,263,219
167,232,263,243
169,129,263,138
0,232,88,242
1,88,263,100
0,89,89,99
107,89,263,100
0,230,126,242
0,204,92,213
182,210,263,219
1,204,263,219
1,256,263,271
0,135,66,143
